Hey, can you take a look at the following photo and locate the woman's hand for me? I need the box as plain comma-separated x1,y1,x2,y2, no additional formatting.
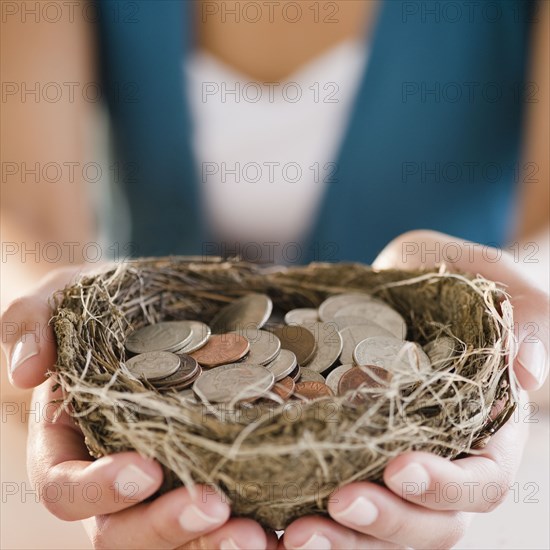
1,265,276,550
282,230,548,550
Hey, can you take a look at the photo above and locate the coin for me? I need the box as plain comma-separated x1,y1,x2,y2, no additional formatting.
424,336,456,367
284,308,319,325
210,294,273,333
264,349,297,381
153,354,199,388
288,364,301,381
125,322,193,354
300,322,343,373
338,365,391,406
335,303,407,339
178,388,198,403
325,364,354,394
338,365,392,394
294,381,334,400
330,316,368,330
299,368,326,383
352,336,431,377
193,364,275,403
234,328,281,365
339,324,395,364
318,293,379,322
178,321,211,354
125,351,181,381
173,365,203,390
271,376,296,400
269,325,317,366
190,333,250,367
159,365,203,392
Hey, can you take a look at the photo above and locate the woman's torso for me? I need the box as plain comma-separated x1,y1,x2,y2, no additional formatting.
97,0,535,263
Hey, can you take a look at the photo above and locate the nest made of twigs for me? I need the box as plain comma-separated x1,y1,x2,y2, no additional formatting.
52,257,517,530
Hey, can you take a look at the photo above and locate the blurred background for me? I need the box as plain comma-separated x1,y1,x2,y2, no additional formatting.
1,0,548,548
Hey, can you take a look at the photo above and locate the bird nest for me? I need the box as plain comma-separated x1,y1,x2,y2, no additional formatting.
52,257,516,530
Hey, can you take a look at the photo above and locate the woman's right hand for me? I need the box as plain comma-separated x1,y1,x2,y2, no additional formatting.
1,266,276,549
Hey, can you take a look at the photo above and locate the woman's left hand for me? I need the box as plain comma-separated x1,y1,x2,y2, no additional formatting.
282,230,549,550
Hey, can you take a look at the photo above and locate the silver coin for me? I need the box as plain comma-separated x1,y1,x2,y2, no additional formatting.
177,321,212,354
125,321,193,354
178,388,198,403
335,302,407,339
125,351,181,381
352,336,431,378
211,294,273,333
331,315,374,330
424,336,456,367
233,328,281,365
325,364,354,394
299,368,326,383
284,308,319,325
318,293,379,322
339,324,395,364
153,354,199,388
301,322,343,373
193,363,275,403
264,349,297,381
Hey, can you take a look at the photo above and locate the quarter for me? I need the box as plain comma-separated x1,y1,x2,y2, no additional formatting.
193,363,275,403
125,321,193,354
125,351,181,381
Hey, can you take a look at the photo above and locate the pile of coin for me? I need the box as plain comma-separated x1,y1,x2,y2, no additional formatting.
123,292,455,406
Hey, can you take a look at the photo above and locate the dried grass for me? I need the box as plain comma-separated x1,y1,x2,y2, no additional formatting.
52,258,516,529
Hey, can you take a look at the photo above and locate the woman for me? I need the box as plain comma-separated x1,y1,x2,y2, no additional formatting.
2,1,548,548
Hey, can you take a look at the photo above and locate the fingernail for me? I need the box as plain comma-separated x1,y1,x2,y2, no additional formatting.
332,495,378,526
293,532,332,550
518,338,548,386
114,464,157,498
179,503,227,532
389,463,430,496
10,338,39,375
220,539,241,550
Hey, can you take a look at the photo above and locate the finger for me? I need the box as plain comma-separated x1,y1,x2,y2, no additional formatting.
383,401,528,513
372,229,549,390
326,482,470,550
91,499,264,550
283,516,402,550
1,266,84,388
265,529,280,550
28,378,164,520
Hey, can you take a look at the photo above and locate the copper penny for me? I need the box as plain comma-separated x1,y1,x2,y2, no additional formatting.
272,376,296,400
190,333,250,367
294,381,334,400
338,365,392,405
269,325,317,366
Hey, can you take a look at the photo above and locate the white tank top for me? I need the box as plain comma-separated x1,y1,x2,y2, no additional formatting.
185,39,368,260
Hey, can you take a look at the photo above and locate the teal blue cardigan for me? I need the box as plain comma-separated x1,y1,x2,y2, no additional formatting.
97,0,535,263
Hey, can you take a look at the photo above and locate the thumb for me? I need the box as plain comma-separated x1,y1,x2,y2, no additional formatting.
373,230,549,390
1,266,84,389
